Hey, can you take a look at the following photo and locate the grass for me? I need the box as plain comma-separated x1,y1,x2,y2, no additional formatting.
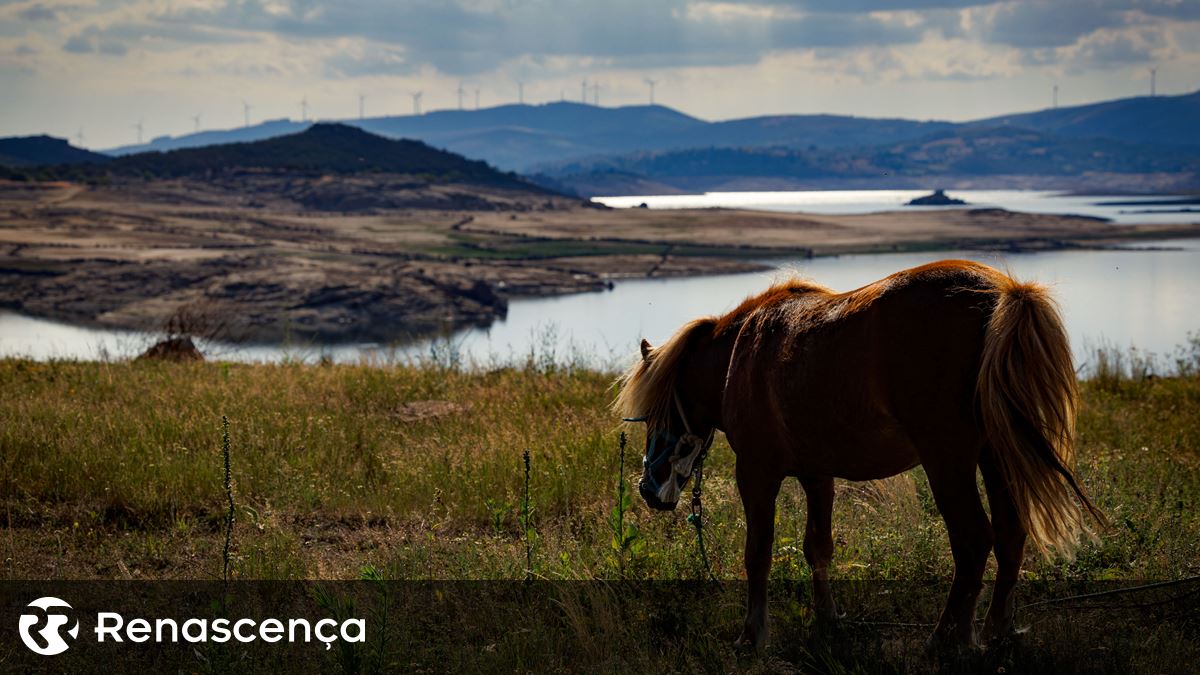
0,343,1197,670
1,342,1197,583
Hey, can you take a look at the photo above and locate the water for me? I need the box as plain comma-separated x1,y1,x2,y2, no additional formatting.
3,239,1198,369
594,190,1200,226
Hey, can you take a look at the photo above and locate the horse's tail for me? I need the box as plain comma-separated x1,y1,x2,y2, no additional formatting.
977,274,1105,559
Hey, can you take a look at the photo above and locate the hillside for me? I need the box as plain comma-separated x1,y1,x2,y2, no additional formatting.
973,90,1200,148
538,126,1200,195
7,124,559,203
113,123,535,187
0,135,111,167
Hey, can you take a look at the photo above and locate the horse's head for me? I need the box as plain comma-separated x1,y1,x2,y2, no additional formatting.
629,338,714,511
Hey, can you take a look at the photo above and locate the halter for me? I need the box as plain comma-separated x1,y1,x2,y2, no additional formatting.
636,390,715,503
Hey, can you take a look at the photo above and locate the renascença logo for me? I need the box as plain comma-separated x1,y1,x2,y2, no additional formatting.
19,597,80,656
16,596,366,655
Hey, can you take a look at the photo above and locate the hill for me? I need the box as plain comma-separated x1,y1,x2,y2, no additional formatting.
101,104,953,171
111,123,533,186
972,90,1200,148
14,124,552,196
95,91,1199,175
538,126,1200,195
0,135,111,167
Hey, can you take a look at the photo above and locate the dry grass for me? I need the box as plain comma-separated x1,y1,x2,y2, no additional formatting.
1,344,1197,585
2,347,1198,671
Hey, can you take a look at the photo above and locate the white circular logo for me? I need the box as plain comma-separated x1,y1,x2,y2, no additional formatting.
18,597,79,656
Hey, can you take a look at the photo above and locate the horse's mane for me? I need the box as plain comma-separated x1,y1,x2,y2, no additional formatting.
614,278,829,425
614,317,715,428
714,277,831,336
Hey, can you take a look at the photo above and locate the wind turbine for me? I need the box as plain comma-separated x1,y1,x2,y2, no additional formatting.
359,93,366,119
644,77,658,105
591,82,600,106
133,119,143,144
456,82,465,110
1149,68,1157,96
474,87,480,110
241,100,252,128
191,113,201,132
1052,83,1058,109
300,98,308,122
411,91,423,115
581,78,588,104
516,79,524,104
75,127,85,147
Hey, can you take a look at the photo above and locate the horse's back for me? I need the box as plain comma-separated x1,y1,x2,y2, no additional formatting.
723,260,1005,478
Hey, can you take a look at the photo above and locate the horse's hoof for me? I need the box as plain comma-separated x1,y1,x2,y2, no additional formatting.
925,631,980,657
816,603,846,622
734,631,765,654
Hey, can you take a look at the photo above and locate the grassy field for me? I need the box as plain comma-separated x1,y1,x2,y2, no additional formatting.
2,341,1198,582
1,345,1198,670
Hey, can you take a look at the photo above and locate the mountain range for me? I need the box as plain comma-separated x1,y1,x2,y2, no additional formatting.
2,90,1197,195
2,124,542,189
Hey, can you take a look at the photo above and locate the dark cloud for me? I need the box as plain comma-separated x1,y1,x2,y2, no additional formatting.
17,3,58,21
34,0,1198,77
769,13,925,49
61,26,128,56
750,0,995,11
981,1,1126,48
62,34,91,53
151,0,951,75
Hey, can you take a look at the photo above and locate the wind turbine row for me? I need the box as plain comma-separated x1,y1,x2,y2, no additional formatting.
114,76,664,145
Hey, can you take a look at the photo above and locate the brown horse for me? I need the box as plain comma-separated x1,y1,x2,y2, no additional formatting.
615,259,1105,649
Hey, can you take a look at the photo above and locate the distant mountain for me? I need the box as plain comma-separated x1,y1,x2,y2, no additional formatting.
10,89,1193,191
99,104,958,172
0,135,111,167
96,92,1198,175
972,91,1200,148
539,126,1200,195
112,123,531,186
23,124,546,195
106,118,310,156
106,103,706,170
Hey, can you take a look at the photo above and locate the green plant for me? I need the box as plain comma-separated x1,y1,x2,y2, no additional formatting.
609,431,644,575
521,449,537,581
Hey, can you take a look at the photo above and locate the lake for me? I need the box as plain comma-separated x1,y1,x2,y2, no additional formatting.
3,240,1198,370
594,189,1200,225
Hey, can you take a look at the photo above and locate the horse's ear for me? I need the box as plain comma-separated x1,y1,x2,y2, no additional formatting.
640,339,653,362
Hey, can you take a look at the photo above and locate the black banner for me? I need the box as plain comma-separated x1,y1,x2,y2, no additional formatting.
2,580,1198,673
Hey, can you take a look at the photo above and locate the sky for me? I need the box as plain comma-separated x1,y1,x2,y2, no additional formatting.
2,0,1198,149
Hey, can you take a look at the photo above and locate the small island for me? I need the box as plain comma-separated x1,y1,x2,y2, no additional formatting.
906,189,967,206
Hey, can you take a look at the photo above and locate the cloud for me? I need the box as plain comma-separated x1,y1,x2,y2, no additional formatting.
978,1,1127,48
769,13,925,49
1064,28,1165,69
17,3,58,21
323,44,416,78
62,26,128,56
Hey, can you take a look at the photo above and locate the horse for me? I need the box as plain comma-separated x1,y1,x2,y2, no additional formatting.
614,259,1105,650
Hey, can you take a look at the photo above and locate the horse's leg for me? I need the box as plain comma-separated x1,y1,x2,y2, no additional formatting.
735,463,782,650
979,450,1026,642
799,475,839,620
924,458,993,648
